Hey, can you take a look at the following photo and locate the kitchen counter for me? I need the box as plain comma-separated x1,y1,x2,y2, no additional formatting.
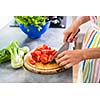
0,22,72,83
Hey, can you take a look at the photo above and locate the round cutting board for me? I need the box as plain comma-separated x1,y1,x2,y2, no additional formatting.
23,50,66,74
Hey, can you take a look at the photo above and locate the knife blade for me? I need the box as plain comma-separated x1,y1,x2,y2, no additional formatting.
50,28,80,64
50,42,69,63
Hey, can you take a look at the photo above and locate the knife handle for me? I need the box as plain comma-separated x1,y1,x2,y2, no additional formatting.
68,28,80,42
77,28,80,34
73,28,80,38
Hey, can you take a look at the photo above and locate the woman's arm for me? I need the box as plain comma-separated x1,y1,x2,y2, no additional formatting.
64,16,90,42
82,47,100,60
56,48,100,69
72,16,90,28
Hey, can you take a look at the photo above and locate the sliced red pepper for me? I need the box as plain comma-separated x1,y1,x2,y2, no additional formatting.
28,56,36,65
48,54,53,62
40,54,48,64
29,44,57,64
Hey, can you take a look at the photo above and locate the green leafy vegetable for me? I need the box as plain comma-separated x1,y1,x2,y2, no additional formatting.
0,40,30,69
0,49,11,63
7,40,29,69
14,16,47,31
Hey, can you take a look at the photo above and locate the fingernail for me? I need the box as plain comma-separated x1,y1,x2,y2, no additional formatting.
64,66,67,69
68,39,70,42
55,60,58,64
59,63,62,66
68,38,72,42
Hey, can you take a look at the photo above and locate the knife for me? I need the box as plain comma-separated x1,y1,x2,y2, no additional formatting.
50,28,80,64
50,42,69,64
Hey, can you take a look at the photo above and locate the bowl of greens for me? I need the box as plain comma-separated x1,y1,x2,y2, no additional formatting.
14,16,51,39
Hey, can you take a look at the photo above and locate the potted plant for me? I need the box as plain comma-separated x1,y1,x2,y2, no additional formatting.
14,16,51,39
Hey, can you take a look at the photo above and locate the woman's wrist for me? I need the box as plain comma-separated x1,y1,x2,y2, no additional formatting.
72,19,80,29
80,48,100,60
82,50,87,60
78,50,86,61
74,50,86,61
79,49,90,60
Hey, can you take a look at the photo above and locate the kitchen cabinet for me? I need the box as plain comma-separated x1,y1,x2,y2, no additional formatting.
0,21,72,83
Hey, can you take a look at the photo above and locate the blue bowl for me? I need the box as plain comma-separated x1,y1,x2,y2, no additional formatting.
19,21,51,39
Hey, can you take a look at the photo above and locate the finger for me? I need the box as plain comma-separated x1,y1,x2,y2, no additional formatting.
59,59,70,66
56,51,67,59
64,35,67,42
73,35,78,41
64,63,72,69
68,30,79,42
68,33,76,42
71,34,78,42
56,54,69,64
63,31,71,42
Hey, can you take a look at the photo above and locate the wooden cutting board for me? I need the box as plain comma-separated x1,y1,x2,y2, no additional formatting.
23,52,66,74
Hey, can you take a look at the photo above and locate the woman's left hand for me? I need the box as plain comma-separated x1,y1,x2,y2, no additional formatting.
55,50,84,69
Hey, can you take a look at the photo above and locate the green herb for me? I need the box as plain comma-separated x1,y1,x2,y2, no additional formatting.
14,16,47,31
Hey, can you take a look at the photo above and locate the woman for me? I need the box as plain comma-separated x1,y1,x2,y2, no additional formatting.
55,16,100,83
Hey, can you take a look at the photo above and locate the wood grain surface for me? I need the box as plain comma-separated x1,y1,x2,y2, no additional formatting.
24,51,66,74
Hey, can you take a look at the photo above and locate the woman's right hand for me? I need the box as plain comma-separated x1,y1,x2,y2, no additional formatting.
64,16,90,42
64,24,79,42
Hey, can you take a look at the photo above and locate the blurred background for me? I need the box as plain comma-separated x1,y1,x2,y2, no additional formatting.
0,16,91,33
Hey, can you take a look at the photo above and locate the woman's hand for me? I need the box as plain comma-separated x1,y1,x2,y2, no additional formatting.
55,50,84,69
64,16,90,42
64,24,79,42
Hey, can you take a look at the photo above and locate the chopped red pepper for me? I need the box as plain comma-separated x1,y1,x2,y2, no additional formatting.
29,44,57,64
